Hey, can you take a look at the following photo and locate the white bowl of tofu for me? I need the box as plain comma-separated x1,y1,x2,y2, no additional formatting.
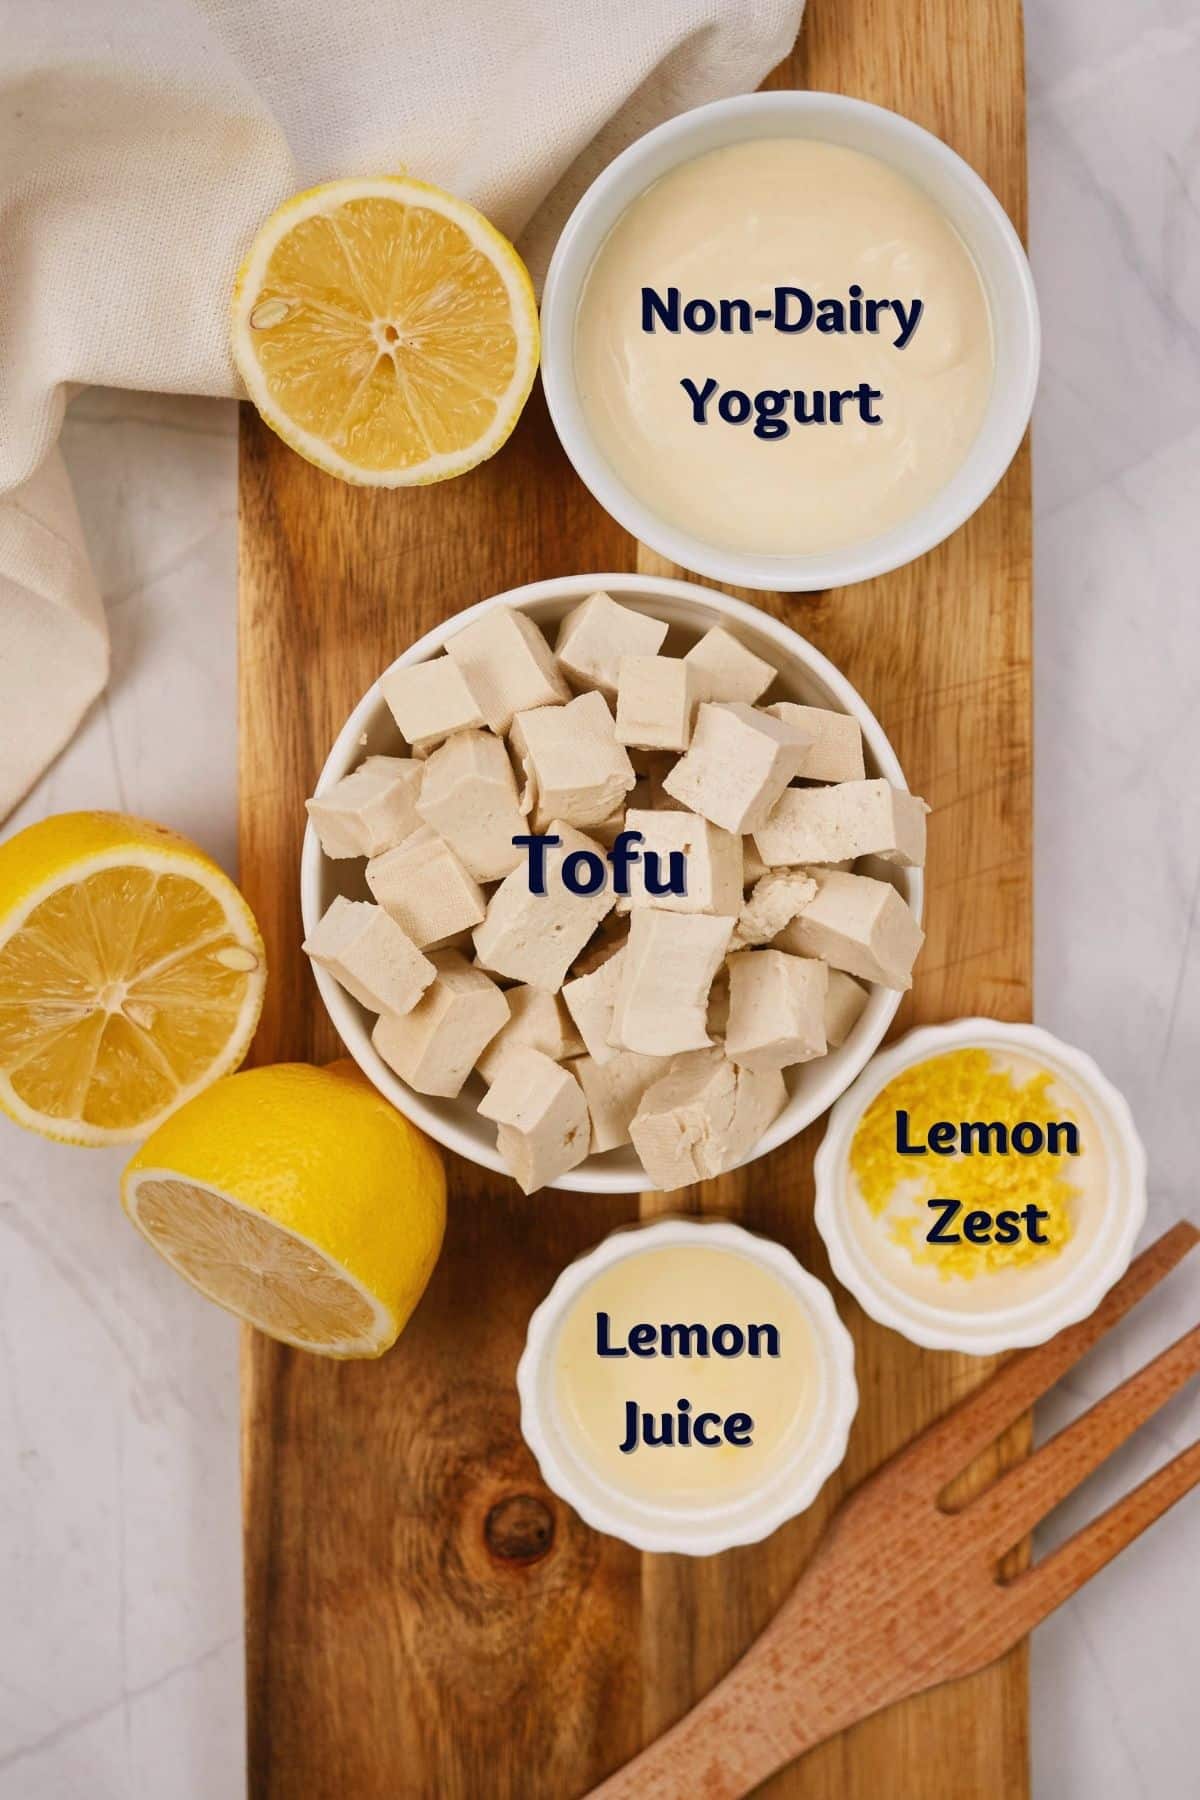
300,573,926,1194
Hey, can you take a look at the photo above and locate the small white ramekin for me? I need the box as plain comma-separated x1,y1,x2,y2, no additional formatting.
813,1019,1148,1355
540,90,1040,592
300,571,922,1194
516,1217,858,1554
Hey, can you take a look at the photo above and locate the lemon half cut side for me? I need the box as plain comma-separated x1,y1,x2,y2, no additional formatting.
231,176,540,486
122,1062,447,1358
0,813,266,1146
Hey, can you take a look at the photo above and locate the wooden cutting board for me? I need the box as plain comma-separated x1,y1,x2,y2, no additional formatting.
238,1,1031,1793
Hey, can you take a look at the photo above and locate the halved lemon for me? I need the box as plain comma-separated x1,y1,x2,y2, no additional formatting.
0,813,265,1145
231,176,539,486
122,1061,446,1357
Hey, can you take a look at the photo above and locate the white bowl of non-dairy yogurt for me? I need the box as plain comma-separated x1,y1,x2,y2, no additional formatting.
517,1217,858,1554
541,91,1039,591
813,1019,1148,1354
300,571,923,1193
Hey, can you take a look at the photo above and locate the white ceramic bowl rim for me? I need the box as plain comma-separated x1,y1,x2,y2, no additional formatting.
300,571,923,1193
540,89,1041,592
813,1018,1149,1355
516,1217,859,1555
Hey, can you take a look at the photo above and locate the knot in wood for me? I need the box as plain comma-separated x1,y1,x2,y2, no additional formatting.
484,1494,555,1564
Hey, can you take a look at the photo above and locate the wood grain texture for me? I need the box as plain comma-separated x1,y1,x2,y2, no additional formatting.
238,0,1031,1794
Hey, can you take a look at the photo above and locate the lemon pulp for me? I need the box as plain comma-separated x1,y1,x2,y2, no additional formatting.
232,178,539,485
0,815,265,1144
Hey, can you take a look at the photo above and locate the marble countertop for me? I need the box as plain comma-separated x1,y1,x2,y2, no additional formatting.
2,3,1198,1794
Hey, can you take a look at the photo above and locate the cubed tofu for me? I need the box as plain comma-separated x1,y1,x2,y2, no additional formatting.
303,896,434,1016
444,605,570,734
663,703,812,835
366,825,487,949
510,690,636,831
766,701,866,783
683,626,775,705
618,807,743,915
776,869,923,990
732,869,817,946
561,945,627,1066
754,779,928,869
629,1048,786,1191
570,916,629,977
572,1050,671,1153
472,821,616,991
372,950,509,1098
825,967,869,1047
590,804,629,848
725,949,827,1071
707,964,731,1038
305,755,423,860
475,984,584,1085
477,1045,590,1192
416,728,528,881
742,838,770,886
555,591,668,697
611,909,734,1056
380,657,485,752
614,655,697,752
629,748,688,812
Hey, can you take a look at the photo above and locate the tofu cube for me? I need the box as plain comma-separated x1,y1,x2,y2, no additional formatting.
380,657,485,752
725,950,828,1072
510,690,635,831
614,655,697,752
472,821,616,992
477,1045,590,1192
683,626,775,705
825,967,869,1047
707,965,731,1039
306,755,423,860
663,703,812,835
365,826,487,950
561,945,627,1066
555,591,668,697
572,1050,671,1153
444,605,570,734
629,1048,786,1191
742,838,770,886
475,984,584,1085
754,779,928,869
372,950,509,1098
589,804,629,848
303,896,434,1016
619,808,743,916
733,869,817,946
611,909,734,1056
570,917,629,977
776,869,924,990
628,748,688,812
766,701,865,783
416,729,528,881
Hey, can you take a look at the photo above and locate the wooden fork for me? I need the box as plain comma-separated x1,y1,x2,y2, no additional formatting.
589,1222,1200,1800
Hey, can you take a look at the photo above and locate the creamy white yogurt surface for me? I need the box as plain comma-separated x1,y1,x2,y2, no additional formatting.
574,137,994,556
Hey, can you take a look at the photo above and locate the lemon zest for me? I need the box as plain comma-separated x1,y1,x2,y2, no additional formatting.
849,1048,1080,1280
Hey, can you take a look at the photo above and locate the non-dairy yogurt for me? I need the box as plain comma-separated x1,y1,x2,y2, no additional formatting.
574,137,994,557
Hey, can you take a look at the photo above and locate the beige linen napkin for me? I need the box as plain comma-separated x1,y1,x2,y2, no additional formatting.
0,0,804,820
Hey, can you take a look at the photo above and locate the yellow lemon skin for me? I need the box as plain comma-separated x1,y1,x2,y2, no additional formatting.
0,811,238,915
121,1060,447,1357
0,812,266,1146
